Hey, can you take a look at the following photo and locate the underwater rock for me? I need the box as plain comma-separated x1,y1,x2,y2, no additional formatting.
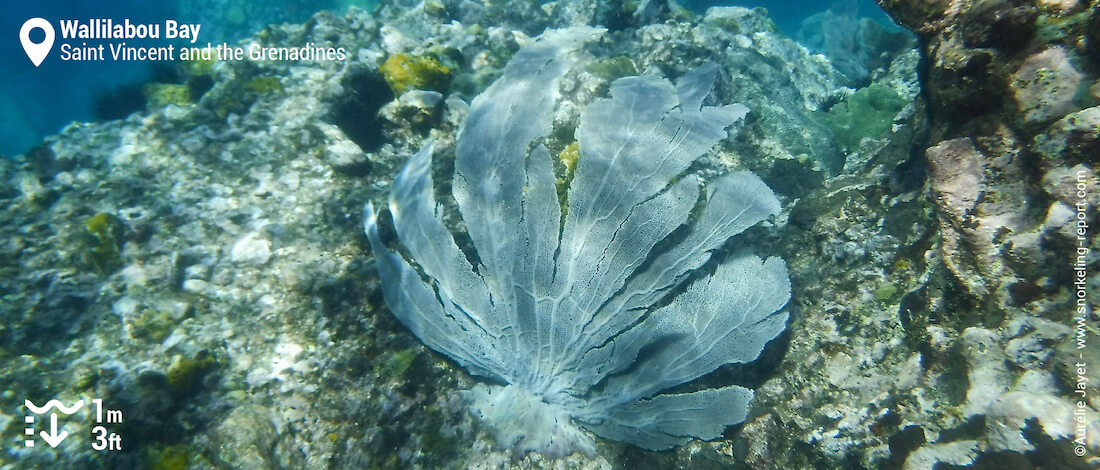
1034,106,1100,169
704,5,777,35
925,138,993,298
1040,0,1086,14
1004,317,1071,369
1044,199,1080,242
545,0,597,29
230,232,272,265
695,6,853,193
986,391,1100,456
1044,164,1098,208
873,0,950,36
323,136,369,175
926,140,977,193
378,89,444,132
872,0,1100,467
960,0,1038,51
1010,46,1085,124
902,440,982,470
959,327,1009,417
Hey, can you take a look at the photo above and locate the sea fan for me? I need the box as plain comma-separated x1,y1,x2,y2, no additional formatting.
363,27,790,456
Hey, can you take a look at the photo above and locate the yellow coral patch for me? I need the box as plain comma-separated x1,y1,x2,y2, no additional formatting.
380,53,451,95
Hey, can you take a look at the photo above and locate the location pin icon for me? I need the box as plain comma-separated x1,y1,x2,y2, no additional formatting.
20,18,55,67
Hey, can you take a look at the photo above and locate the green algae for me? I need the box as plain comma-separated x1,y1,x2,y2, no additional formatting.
815,83,906,151
130,309,177,342
166,350,217,398
144,84,193,109
244,76,284,94
210,75,285,118
586,56,638,82
377,348,418,378
873,284,899,302
143,443,192,470
183,56,217,78
83,212,124,274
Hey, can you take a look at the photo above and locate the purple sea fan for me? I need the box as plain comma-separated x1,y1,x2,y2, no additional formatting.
363,26,790,457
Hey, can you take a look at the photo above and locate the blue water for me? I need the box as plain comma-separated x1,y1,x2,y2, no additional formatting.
0,0,884,158
1,0,373,158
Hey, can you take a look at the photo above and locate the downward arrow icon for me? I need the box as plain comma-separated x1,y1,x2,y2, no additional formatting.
40,413,68,448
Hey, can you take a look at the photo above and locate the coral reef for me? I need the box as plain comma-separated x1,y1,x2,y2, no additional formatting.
0,0,1095,468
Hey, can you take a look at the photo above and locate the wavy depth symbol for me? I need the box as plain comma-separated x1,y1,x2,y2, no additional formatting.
25,399,84,415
